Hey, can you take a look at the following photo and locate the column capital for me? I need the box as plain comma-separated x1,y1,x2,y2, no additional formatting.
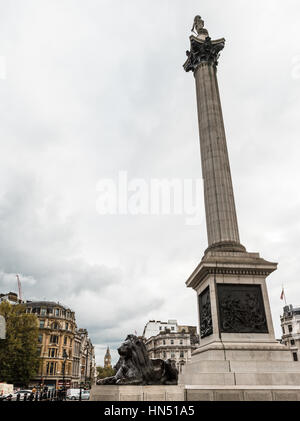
183,36,225,72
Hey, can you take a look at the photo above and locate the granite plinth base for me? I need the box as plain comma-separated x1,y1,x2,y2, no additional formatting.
185,385,300,401
89,385,185,401
181,340,300,400
182,341,300,387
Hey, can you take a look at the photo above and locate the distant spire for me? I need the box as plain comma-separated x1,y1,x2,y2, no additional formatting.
104,346,112,368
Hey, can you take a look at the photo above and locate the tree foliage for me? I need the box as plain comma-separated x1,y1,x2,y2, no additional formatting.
0,302,40,386
97,365,116,379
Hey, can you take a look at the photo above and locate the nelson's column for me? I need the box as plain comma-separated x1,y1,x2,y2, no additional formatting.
182,16,300,401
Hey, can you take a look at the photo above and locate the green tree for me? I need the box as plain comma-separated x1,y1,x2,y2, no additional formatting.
0,301,40,386
97,365,116,379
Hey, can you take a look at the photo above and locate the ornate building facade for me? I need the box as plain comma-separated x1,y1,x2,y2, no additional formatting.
25,301,96,389
143,320,199,373
281,304,300,362
26,301,76,389
0,291,21,304
77,328,97,387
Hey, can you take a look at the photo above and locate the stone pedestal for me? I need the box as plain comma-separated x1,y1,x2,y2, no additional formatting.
182,249,300,396
89,385,185,401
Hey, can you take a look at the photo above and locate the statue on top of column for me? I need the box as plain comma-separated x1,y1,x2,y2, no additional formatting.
191,16,209,38
183,16,225,72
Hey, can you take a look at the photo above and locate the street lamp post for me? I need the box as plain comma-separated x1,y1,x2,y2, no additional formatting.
79,342,89,401
39,351,47,395
62,349,68,401
85,345,89,387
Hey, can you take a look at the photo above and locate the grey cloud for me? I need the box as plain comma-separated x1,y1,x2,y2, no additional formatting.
0,0,299,365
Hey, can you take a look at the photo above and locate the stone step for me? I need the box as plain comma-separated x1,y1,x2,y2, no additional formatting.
185,386,300,401
192,348,293,362
183,360,230,373
183,360,300,374
235,372,300,386
184,372,235,385
184,371,300,386
231,360,300,373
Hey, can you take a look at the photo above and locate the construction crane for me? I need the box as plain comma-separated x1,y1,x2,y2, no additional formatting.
16,274,22,302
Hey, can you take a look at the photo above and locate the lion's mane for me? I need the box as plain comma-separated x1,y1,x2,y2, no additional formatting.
97,334,178,385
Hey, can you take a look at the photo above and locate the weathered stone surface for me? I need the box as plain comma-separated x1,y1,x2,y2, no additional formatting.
185,386,300,401
187,391,213,401
90,385,185,401
193,61,242,250
273,391,300,401
119,394,142,401
244,391,273,401
215,391,243,401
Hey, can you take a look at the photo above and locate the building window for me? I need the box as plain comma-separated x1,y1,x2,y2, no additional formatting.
288,325,293,333
282,326,285,334
64,336,67,346
293,352,298,361
40,308,47,316
163,351,166,358
180,339,183,345
65,322,69,330
291,339,295,346
180,351,184,358
46,362,56,375
171,326,175,331
55,309,60,317
48,348,57,358
170,339,174,345
159,327,162,330
171,353,175,358
38,334,43,343
163,340,166,345
51,322,59,330
50,335,59,344
39,320,45,328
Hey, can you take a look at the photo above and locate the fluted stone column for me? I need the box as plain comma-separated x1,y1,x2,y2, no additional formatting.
181,18,300,397
184,33,244,252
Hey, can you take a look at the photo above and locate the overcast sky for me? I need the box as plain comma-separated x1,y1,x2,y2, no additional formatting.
0,0,300,365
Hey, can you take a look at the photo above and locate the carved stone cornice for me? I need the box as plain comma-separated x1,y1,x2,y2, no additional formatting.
183,35,225,72
186,251,277,290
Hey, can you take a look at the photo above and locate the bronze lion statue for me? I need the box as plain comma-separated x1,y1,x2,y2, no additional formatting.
97,334,178,385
